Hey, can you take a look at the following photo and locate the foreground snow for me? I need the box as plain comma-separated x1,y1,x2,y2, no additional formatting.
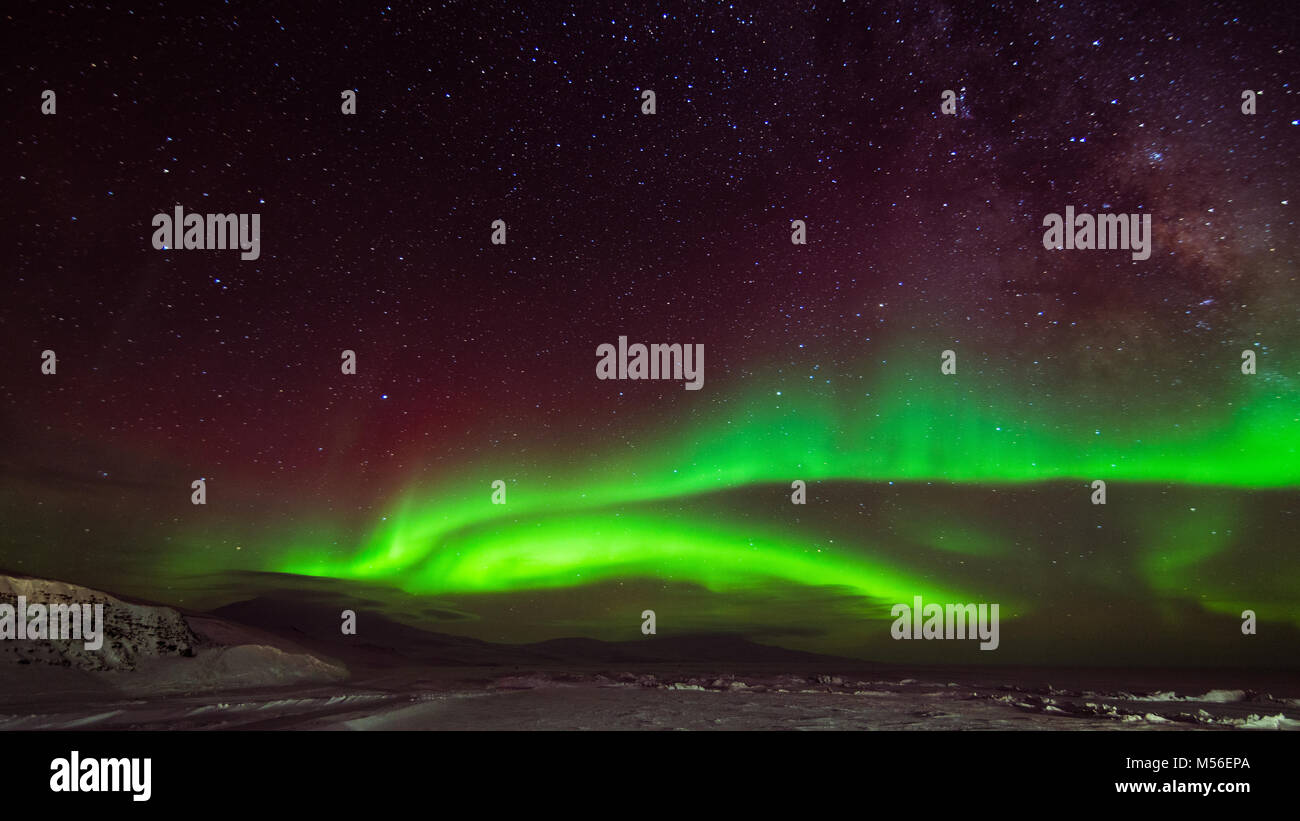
1,671,1295,731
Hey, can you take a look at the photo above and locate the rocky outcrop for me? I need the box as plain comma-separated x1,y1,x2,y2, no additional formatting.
0,575,198,672
0,574,347,701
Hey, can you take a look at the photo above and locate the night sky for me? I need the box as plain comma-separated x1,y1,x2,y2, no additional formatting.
3,1,1298,665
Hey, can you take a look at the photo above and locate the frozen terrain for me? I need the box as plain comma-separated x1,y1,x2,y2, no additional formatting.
1,668,1298,731
2,575,1296,730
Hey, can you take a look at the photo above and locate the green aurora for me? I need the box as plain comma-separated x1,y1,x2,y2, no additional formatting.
265,350,1299,635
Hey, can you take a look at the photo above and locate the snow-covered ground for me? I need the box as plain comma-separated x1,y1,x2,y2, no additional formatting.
1,670,1296,731
3,574,1296,731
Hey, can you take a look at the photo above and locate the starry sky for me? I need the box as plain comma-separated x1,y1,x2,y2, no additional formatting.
3,1,1298,665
